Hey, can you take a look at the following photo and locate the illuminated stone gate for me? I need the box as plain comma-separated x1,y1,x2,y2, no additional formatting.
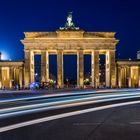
21,13,118,88
0,13,140,89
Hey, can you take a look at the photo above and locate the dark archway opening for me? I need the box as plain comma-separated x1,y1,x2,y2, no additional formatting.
84,54,91,85
49,55,57,82
63,55,77,87
34,55,41,82
99,54,106,87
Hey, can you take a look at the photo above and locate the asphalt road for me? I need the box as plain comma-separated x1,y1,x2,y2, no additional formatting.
1,89,140,140
1,103,140,140
1,89,140,122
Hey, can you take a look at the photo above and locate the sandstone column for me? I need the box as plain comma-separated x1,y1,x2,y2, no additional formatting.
24,50,29,87
117,66,122,88
138,66,140,87
77,50,84,87
24,50,34,87
30,51,34,83
124,67,127,87
9,67,14,88
136,67,139,87
41,50,49,82
0,66,2,88
106,50,116,88
121,67,125,88
19,67,24,88
126,66,130,88
14,68,19,85
91,50,99,88
57,50,63,88
127,66,131,87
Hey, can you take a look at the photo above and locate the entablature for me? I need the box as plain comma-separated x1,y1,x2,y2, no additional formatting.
117,60,140,66
0,61,24,67
22,38,118,44
23,43,116,51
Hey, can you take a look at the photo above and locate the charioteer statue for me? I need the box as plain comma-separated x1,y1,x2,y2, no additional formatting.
59,12,80,30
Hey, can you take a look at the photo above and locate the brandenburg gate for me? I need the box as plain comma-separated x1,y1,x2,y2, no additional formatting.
22,13,118,88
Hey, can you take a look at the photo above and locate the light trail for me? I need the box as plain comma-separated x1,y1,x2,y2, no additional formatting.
1,88,140,104
1,91,140,114
0,91,140,118
1,99,140,133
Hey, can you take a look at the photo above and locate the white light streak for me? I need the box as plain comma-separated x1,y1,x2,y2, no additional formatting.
1,100,140,133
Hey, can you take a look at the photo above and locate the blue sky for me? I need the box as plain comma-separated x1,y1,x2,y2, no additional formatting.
0,0,139,60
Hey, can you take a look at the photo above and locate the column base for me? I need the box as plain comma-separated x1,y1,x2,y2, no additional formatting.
57,84,64,89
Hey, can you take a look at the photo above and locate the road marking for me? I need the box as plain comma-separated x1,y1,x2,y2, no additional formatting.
0,100,140,133
130,122,140,125
73,122,101,125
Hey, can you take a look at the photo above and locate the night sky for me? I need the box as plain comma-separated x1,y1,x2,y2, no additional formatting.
0,0,140,60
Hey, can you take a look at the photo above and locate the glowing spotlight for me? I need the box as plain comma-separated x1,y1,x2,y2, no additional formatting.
1,52,9,60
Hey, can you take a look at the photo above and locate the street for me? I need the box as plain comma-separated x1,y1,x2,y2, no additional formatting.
1,104,140,140
0,89,140,140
